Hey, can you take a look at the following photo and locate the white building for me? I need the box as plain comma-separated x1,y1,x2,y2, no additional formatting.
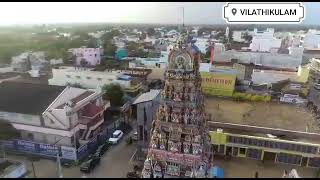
11,51,48,72
42,86,108,143
249,28,282,52
48,66,131,89
144,36,157,45
166,29,179,37
213,44,303,70
303,29,320,49
232,31,246,43
129,51,169,69
50,58,64,65
0,82,109,147
113,37,126,49
88,31,105,39
126,35,140,42
194,38,210,54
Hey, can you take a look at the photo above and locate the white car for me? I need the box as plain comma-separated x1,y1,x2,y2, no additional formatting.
108,130,124,144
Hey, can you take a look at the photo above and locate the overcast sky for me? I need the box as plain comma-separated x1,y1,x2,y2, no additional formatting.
0,2,319,25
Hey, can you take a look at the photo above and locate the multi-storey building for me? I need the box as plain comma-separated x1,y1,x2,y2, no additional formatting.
249,28,282,52
70,47,102,67
141,36,211,178
0,81,109,147
48,66,132,89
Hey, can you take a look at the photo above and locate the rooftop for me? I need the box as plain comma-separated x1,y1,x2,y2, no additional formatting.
56,90,95,109
0,81,65,115
205,96,320,134
132,89,161,105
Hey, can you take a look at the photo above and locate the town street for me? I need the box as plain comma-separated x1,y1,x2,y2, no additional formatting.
6,130,136,178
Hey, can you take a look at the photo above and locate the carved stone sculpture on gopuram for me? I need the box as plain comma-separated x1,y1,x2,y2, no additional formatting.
141,33,212,178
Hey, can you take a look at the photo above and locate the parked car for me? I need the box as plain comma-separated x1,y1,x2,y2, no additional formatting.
80,156,100,173
96,143,111,156
108,130,124,144
60,161,72,168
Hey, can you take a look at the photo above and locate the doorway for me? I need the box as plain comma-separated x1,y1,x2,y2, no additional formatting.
226,146,233,157
263,151,276,162
301,157,308,167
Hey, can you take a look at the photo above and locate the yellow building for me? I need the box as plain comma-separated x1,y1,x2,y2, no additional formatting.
208,129,320,168
294,65,310,83
201,71,236,97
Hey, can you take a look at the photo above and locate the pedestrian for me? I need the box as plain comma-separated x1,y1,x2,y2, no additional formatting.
254,171,259,178
282,170,288,178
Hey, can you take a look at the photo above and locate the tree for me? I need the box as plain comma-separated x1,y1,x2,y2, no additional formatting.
102,84,124,107
0,121,19,140
139,33,147,41
127,41,140,52
147,28,156,37
87,38,97,48
137,48,148,58
242,32,253,43
104,40,117,57
101,30,121,42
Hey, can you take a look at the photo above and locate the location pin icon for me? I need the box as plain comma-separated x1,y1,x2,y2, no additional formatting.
232,8,237,16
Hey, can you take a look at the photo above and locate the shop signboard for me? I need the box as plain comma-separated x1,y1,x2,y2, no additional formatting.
38,143,59,156
15,140,37,153
61,146,77,160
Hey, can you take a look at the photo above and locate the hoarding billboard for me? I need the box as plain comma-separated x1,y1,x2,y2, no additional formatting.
201,72,236,96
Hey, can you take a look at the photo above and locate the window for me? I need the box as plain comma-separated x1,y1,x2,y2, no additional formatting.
113,132,121,138
239,148,246,155
66,75,71,78
86,77,92,80
27,133,34,140
97,78,102,81
76,76,81,79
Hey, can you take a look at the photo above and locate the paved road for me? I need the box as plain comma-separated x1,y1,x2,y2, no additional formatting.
85,130,136,178
5,130,136,178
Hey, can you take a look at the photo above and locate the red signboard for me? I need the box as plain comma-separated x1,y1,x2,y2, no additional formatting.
167,152,183,163
183,154,201,166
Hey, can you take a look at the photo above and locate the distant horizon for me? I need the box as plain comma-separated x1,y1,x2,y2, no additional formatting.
1,22,320,28
0,2,319,26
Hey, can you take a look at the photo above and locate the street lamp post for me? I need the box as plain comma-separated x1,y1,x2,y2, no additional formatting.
52,135,71,178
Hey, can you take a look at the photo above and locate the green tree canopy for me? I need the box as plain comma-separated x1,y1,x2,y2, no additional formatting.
146,28,156,37
127,41,140,52
101,29,121,42
104,40,117,57
87,38,97,48
102,84,124,107
0,121,20,140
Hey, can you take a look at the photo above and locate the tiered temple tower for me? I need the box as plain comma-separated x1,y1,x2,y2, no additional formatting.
141,35,211,178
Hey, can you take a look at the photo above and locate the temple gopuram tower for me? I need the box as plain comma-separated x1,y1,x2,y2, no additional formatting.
141,35,211,178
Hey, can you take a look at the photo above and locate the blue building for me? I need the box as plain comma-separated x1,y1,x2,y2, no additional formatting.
115,48,128,60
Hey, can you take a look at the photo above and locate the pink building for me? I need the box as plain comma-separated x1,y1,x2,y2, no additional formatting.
71,48,102,67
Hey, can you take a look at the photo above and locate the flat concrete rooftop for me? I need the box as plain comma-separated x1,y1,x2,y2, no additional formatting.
205,97,320,134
